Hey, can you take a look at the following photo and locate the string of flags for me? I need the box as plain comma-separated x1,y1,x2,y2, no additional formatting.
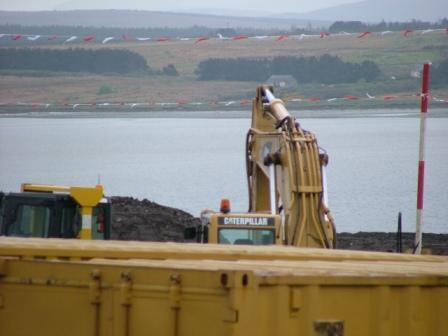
1,93,446,111
0,28,447,45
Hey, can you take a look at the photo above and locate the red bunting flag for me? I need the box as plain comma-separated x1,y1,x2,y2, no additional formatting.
357,32,371,38
6,92,448,111
344,96,358,100
276,34,288,41
195,37,209,44
0,28,446,47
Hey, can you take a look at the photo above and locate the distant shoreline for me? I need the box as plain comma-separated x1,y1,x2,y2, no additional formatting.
1,108,447,119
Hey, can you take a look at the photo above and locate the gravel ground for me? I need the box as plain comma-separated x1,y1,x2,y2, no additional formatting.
111,197,448,255
337,232,448,255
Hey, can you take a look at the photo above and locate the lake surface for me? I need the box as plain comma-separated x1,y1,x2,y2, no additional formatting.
1,111,447,233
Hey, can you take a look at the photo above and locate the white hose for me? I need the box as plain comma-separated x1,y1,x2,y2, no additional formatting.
269,164,276,215
322,165,329,221
264,88,275,103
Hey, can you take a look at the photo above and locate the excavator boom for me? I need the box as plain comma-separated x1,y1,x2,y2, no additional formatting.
188,86,335,248
246,86,335,247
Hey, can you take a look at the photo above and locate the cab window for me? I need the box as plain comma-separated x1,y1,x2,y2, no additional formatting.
218,228,275,245
60,206,80,238
8,205,51,237
92,207,106,240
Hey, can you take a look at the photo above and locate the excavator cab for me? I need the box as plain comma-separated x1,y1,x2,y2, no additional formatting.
185,212,281,245
0,184,111,240
185,199,282,245
205,212,281,245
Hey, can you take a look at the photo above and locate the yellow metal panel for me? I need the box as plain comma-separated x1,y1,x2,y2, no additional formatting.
70,186,104,208
0,237,447,265
0,284,97,336
20,183,104,208
21,183,71,193
1,238,447,336
0,252,447,336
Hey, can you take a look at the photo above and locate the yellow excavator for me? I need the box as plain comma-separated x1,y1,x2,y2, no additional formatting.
187,86,336,248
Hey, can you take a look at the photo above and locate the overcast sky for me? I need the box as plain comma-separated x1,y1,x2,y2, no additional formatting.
0,0,362,13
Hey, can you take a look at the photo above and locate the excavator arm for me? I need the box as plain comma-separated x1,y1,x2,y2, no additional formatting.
246,86,335,248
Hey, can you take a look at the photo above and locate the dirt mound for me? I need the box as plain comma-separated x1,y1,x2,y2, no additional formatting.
110,197,448,255
111,196,200,241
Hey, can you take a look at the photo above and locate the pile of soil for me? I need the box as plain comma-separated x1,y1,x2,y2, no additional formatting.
110,197,448,255
111,197,200,242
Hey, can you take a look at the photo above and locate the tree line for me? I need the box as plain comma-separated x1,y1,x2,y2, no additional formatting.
329,18,448,33
196,55,381,84
0,48,151,74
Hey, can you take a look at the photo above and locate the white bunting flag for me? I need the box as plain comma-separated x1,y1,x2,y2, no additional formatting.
102,37,114,44
64,36,77,43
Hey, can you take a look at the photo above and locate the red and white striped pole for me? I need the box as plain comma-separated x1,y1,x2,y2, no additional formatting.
415,63,430,254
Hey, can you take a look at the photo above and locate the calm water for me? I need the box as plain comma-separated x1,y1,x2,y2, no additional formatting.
1,113,447,233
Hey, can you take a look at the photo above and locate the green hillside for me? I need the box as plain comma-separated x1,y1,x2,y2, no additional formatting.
0,29,447,109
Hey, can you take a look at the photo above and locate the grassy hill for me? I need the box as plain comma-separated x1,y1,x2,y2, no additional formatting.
0,30,447,109
279,0,447,22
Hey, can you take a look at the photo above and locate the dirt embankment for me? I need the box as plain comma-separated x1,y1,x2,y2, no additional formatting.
111,197,448,255
111,197,200,241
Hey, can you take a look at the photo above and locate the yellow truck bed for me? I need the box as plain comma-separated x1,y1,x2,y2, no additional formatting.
1,237,447,336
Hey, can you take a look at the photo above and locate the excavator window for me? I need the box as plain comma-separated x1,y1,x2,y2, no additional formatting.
218,228,275,245
0,194,4,228
7,204,51,237
92,207,107,240
60,206,80,238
